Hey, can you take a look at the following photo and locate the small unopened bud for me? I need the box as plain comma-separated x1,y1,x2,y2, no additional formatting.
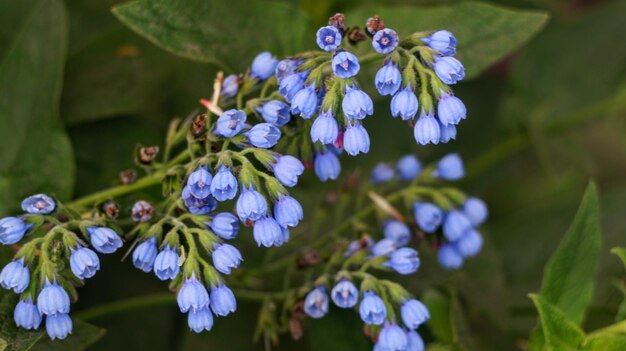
328,13,345,33
131,200,153,222
291,301,305,319
325,191,338,205
120,169,137,184
297,250,321,269
347,26,368,44
139,146,159,164
366,16,385,36
102,202,120,218
192,114,207,136
288,318,303,340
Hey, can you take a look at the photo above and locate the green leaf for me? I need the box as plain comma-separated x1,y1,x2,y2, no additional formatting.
111,0,310,72
0,293,45,351
0,0,74,215
611,248,626,270
346,1,549,80
539,181,601,324
529,293,585,351
30,320,105,351
422,289,454,344
308,307,370,351
581,335,626,351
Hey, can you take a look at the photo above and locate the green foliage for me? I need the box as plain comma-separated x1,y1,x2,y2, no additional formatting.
0,294,44,351
111,0,311,72
529,293,585,350
0,0,74,216
29,321,105,351
347,2,549,80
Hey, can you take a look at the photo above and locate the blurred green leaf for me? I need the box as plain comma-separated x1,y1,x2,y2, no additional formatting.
30,320,105,351
529,182,601,349
529,293,585,350
308,307,370,351
611,248,626,270
423,289,453,344
0,0,74,216
347,1,549,80
111,0,310,72
581,335,626,351
0,293,44,351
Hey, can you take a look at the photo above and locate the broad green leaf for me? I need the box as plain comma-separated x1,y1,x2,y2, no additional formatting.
581,335,626,351
347,1,549,80
422,289,454,343
529,182,601,350
112,0,310,72
30,320,105,351
611,248,626,270
0,293,45,351
0,0,74,216
529,294,585,351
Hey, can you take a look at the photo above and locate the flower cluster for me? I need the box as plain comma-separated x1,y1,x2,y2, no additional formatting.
0,194,123,340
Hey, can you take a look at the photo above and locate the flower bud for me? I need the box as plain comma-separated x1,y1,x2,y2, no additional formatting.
208,212,239,240
188,306,213,333
437,244,464,269
304,287,329,318
236,186,267,222
311,110,339,145
314,150,341,181
343,123,370,156
70,246,100,279
396,155,421,181
359,291,386,325
274,195,303,228
342,85,373,120
153,245,180,280
435,153,464,180
45,313,72,340
331,280,358,308
383,220,411,246
245,123,281,148
177,274,210,313
212,243,243,275
0,258,29,293
132,236,158,273
215,109,247,137
391,86,419,120
87,227,123,254
455,229,483,257
401,299,430,330
0,217,31,245
250,52,278,80
210,284,237,316
257,100,291,126
434,56,465,85
220,74,239,98
422,30,457,56
375,61,402,96
21,194,55,214
413,202,443,233
463,197,488,226
371,163,395,184
210,165,238,201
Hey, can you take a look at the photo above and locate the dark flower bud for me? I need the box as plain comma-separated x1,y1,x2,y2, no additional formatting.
347,26,368,44
119,169,137,184
139,146,159,164
288,317,303,340
297,250,320,269
328,13,345,33
192,114,207,136
102,202,119,218
131,200,154,222
365,15,385,36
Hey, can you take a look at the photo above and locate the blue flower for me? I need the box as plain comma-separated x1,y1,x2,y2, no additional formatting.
401,299,430,330
252,216,283,247
245,123,281,148
177,274,210,313
413,202,443,233
371,163,395,184
316,26,342,51
311,110,339,145
132,236,158,272
153,245,179,280
371,238,397,257
359,291,386,325
384,220,411,246
87,227,122,254
188,306,213,333
215,109,247,137
391,86,419,120
37,280,70,315
430,204,458,237
272,155,304,187
210,166,238,201
182,185,217,215
372,28,399,54
375,61,402,96
437,92,466,125
377,324,408,351
455,229,483,257
407,330,425,351
343,123,370,156
279,72,306,102
396,155,421,181
131,200,154,222
210,284,237,316
275,59,300,81
221,74,239,98
208,212,239,240
257,100,291,126
274,195,303,228
0,258,29,293
45,313,72,340
290,84,318,119
21,194,55,214
188,166,213,199
69,246,100,279
342,85,373,120
0,217,31,245
236,186,267,222
332,51,360,78
304,287,329,319
414,111,440,145
274,226,291,247
251,52,278,80
422,30,457,56
463,197,488,226
331,280,358,308
435,153,464,180
314,150,341,181
438,121,457,143
14,297,41,330
386,247,420,275
434,56,465,85
438,244,464,269
212,243,243,274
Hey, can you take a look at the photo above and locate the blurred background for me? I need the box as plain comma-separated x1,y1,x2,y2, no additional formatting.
0,0,625,350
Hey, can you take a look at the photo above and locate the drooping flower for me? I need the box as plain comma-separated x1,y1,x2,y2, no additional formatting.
396,155,421,181
272,155,304,187
210,284,237,316
210,166,238,201
422,30,457,56
391,86,419,120
375,61,402,96
401,299,430,330
220,74,239,98
45,313,72,340
208,212,240,240
69,246,100,279
413,202,443,233
14,297,41,330
188,306,214,333
414,111,440,145
342,85,373,120
343,123,370,156
359,291,386,325
371,163,395,184
153,245,180,280
250,52,278,80
236,186,268,222
290,84,319,119
187,166,213,199
0,258,29,293
177,274,210,313
215,109,247,137
212,243,243,275
87,227,123,254
437,92,466,125
331,280,359,308
442,210,472,242
314,150,341,181
463,197,488,226
37,280,70,315
377,324,408,351
274,195,303,228
386,247,420,275
21,194,55,214
437,244,464,270
132,236,158,272
245,123,281,148
332,51,360,78
0,217,31,245
435,153,464,180
304,287,329,319
455,230,483,258
383,220,411,246
252,216,284,247
257,100,291,126
434,56,465,85
311,110,339,145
